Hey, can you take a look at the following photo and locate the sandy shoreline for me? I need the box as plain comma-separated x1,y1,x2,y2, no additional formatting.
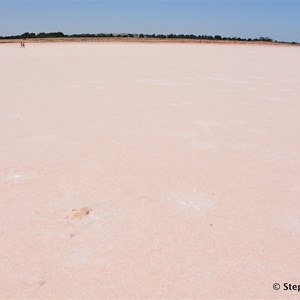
1,42,299,298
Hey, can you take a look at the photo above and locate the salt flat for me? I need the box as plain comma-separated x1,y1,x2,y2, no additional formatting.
0,42,299,298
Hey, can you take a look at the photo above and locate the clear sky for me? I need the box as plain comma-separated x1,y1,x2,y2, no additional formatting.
0,0,299,42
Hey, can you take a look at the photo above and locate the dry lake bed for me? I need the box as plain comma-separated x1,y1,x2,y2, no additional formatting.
0,42,299,298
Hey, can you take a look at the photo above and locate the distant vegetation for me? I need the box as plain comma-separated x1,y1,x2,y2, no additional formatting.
0,32,296,44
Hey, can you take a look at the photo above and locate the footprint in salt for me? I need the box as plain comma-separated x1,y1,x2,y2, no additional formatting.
66,207,93,221
65,207,95,238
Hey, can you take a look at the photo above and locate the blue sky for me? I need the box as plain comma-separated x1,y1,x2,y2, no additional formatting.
0,0,299,42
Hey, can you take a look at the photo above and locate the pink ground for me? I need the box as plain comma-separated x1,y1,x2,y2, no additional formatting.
0,43,299,299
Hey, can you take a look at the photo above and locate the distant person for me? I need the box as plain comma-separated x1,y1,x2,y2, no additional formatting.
20,41,23,48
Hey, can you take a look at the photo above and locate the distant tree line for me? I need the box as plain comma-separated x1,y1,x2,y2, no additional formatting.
0,32,66,39
0,31,295,44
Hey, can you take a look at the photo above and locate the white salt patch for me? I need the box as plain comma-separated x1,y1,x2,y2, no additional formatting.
169,131,196,139
192,141,217,150
164,190,216,211
89,80,110,85
168,100,192,106
3,169,35,183
63,246,90,267
65,84,85,89
201,75,226,82
194,120,219,132
278,213,300,237
266,150,300,164
133,79,173,86
5,172,23,182
263,96,286,102
229,142,258,151
277,88,293,92
227,120,247,126
168,101,180,106
230,79,252,84
249,128,269,135
289,217,300,232
12,174,22,180
80,163,105,172
5,113,21,120
27,135,56,142
238,102,254,106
